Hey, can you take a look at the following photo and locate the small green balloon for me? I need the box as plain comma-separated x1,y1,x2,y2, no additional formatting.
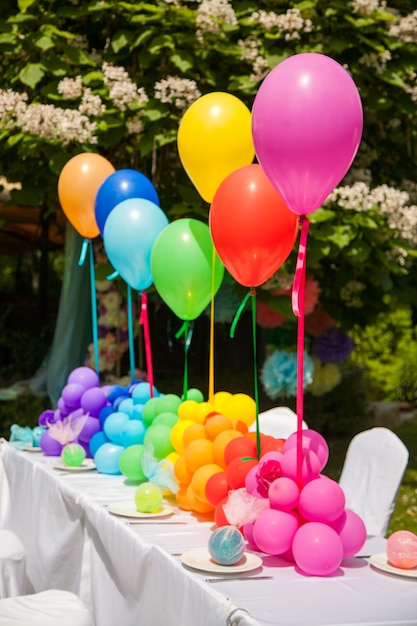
61,443,86,467
119,444,146,482
186,388,205,403
141,397,160,428
134,482,163,513
143,424,174,460
156,394,182,414
153,411,178,428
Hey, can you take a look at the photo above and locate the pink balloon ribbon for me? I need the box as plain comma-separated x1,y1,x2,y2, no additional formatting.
291,216,310,487
139,292,154,398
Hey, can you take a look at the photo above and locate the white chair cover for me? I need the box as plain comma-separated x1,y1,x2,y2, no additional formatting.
0,529,26,598
339,427,409,537
249,406,308,439
0,589,93,626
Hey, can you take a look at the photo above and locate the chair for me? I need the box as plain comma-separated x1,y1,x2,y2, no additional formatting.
249,406,308,439
0,529,26,598
0,589,93,625
339,427,409,538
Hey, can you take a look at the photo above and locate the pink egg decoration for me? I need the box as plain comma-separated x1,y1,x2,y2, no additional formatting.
283,429,329,471
280,447,321,485
387,530,417,569
299,477,345,523
292,521,344,576
331,509,366,557
253,508,299,556
268,476,300,512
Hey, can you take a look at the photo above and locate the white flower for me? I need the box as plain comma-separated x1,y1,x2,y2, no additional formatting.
154,76,201,109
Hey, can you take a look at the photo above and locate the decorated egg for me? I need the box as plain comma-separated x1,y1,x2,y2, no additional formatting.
208,526,245,565
387,530,417,569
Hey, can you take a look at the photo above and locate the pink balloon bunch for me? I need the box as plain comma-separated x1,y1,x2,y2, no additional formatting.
242,429,366,576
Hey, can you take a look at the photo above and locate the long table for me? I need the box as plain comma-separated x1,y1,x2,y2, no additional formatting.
1,441,416,626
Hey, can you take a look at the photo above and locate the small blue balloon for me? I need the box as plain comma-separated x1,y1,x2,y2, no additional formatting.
89,430,109,456
94,442,124,474
129,404,144,421
95,168,160,235
99,405,114,427
132,382,159,405
118,398,135,415
32,426,46,447
107,384,129,404
103,198,169,291
103,411,130,445
120,420,146,447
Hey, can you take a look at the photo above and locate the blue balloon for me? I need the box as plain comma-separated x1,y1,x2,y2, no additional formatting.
120,420,146,447
103,198,169,291
95,169,160,235
94,442,124,474
99,405,114,427
132,382,159,405
103,411,130,445
89,430,109,456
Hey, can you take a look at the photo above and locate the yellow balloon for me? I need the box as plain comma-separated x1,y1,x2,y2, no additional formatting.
177,92,255,203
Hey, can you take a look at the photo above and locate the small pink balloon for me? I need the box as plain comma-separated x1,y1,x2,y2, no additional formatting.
243,521,262,552
280,447,321,485
245,464,260,495
268,476,300,512
252,52,363,216
81,387,108,417
299,477,345,523
283,429,329,471
387,530,417,569
331,509,366,557
253,508,299,556
292,522,344,576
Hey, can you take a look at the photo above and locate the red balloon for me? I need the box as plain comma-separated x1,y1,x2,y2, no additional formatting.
226,457,258,490
224,436,257,466
205,471,230,507
214,496,230,527
209,164,299,287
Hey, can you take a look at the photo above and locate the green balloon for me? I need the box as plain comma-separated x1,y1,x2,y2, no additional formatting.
153,411,178,428
151,218,224,321
144,424,174,460
134,482,163,513
119,444,146,482
186,388,205,403
142,397,160,428
156,394,182,414
61,443,86,467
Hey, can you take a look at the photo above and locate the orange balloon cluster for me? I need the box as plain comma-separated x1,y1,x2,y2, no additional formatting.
171,392,286,520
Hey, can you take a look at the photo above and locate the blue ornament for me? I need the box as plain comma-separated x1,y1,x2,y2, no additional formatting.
208,526,245,566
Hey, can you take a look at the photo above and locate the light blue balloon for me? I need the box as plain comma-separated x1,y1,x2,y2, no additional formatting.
132,382,159,404
103,198,169,290
89,430,109,456
118,398,135,415
120,420,146,447
103,411,130,445
94,443,124,475
130,404,144,421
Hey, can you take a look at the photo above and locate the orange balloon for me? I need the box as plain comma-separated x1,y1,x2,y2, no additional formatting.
212,430,242,469
184,438,214,472
191,463,224,502
176,485,192,510
185,484,215,513
174,455,193,485
58,153,115,238
204,414,233,441
183,423,206,448
233,420,249,434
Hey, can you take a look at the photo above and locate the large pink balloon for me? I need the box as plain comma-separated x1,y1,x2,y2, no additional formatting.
252,53,363,215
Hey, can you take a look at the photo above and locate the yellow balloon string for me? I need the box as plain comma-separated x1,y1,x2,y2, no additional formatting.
208,246,216,403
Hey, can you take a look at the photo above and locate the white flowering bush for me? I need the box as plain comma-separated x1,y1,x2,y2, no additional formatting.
1,0,417,343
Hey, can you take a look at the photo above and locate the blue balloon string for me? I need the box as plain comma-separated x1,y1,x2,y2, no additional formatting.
106,270,119,280
88,240,100,378
78,238,89,266
127,285,136,383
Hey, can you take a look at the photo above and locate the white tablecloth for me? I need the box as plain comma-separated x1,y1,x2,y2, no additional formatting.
1,441,416,626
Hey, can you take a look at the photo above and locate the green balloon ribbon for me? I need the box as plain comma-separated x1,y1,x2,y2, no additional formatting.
175,321,194,400
230,289,261,460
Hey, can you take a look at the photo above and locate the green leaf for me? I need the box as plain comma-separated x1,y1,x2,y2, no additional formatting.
17,0,36,13
19,63,45,88
7,133,23,148
170,52,193,73
344,239,371,263
310,208,336,223
35,35,55,52
62,44,95,66
325,225,356,249
0,33,18,47
111,31,132,53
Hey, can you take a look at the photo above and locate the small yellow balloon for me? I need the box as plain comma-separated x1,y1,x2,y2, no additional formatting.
177,92,255,203
170,419,195,453
222,393,256,427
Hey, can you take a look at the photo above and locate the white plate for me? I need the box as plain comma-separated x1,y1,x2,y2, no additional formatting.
369,553,417,578
53,459,96,472
23,446,43,453
181,547,263,574
107,500,175,519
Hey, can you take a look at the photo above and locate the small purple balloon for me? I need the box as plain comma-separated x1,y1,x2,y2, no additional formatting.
57,398,71,417
40,430,63,456
38,409,56,428
81,387,108,417
78,416,102,443
67,367,100,390
61,382,85,409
